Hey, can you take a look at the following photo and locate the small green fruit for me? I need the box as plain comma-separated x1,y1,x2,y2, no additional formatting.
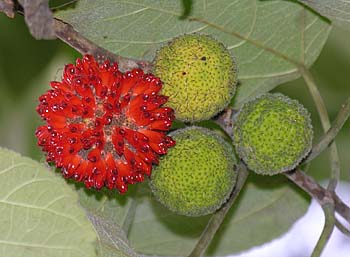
233,93,313,175
150,126,237,216
153,34,237,122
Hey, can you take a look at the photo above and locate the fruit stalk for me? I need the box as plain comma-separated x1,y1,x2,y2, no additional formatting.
188,164,249,257
310,203,335,257
306,97,350,163
299,66,340,192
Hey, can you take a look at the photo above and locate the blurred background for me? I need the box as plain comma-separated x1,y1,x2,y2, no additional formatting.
0,7,349,257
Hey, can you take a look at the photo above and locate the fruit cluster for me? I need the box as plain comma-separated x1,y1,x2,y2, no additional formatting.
36,34,313,217
149,34,313,216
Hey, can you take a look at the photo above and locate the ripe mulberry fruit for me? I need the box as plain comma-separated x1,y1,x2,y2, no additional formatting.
36,55,176,193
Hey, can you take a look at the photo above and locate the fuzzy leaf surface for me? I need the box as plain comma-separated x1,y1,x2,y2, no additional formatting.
0,148,97,257
56,0,330,107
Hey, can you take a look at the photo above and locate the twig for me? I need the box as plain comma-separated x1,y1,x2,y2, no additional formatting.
333,193,350,223
298,66,340,192
306,97,350,163
335,219,350,236
285,169,350,224
188,164,249,257
311,203,335,257
0,0,15,18
13,1,152,72
53,18,153,72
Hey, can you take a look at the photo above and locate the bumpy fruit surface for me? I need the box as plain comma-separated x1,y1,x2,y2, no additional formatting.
150,126,237,217
153,34,237,122
233,93,313,175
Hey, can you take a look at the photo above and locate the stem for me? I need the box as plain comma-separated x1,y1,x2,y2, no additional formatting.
53,18,153,72
121,186,141,236
285,169,350,224
299,66,340,192
311,203,335,257
306,97,350,163
335,219,350,236
214,107,235,138
188,164,249,257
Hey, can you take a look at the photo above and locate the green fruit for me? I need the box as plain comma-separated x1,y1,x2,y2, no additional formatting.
153,34,237,122
233,93,313,175
150,126,237,217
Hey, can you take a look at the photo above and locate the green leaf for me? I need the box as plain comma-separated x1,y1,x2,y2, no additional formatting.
297,0,350,30
0,147,98,257
127,175,309,256
56,0,330,107
76,187,139,257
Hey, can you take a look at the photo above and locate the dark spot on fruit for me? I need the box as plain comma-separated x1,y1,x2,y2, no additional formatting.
201,56,206,61
182,72,186,75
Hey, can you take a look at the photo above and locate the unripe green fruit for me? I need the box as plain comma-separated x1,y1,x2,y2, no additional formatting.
233,93,313,175
150,126,237,217
153,34,237,122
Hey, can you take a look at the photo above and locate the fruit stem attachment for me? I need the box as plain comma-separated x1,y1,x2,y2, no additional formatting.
306,97,350,163
311,203,335,257
188,164,249,257
298,66,340,192
284,169,350,224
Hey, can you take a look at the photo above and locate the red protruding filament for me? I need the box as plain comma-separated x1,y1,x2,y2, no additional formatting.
36,55,176,193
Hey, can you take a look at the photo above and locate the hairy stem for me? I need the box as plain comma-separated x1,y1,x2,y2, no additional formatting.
53,18,153,72
299,66,340,192
311,203,335,257
188,164,249,257
306,97,350,163
285,169,350,224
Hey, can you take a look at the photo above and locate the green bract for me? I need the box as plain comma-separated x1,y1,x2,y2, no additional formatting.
150,127,237,217
233,93,313,175
153,34,237,122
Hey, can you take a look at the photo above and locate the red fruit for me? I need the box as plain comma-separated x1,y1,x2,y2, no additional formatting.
36,55,176,193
